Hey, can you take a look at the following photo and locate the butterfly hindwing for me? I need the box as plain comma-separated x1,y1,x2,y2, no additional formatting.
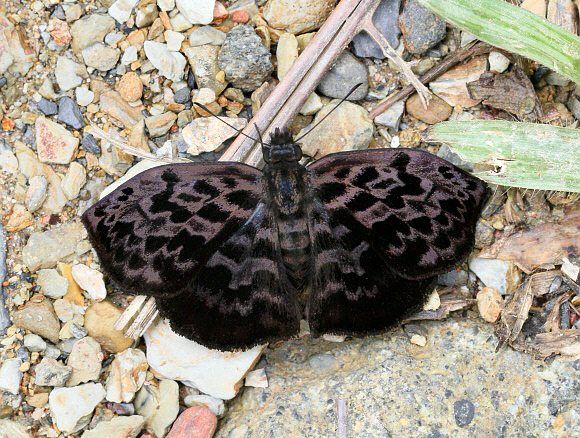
308,148,489,280
82,162,263,298
307,198,437,337
155,203,301,350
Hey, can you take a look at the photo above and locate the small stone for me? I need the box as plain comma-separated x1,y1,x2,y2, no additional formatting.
521,0,547,17
399,0,446,54
351,0,401,59
165,30,185,51
476,287,504,323
166,406,217,438
406,93,452,124
173,87,191,104
317,51,368,100
23,333,47,352
0,359,22,395
37,98,58,116
61,162,87,200
81,415,145,438
135,379,180,438
469,258,519,295
136,0,158,28
429,56,487,108
13,297,61,344
277,32,298,80
183,395,225,416
36,269,69,299
58,96,85,130
82,42,121,71
6,204,34,232
81,134,101,156
39,78,61,101
35,357,73,386
188,25,226,46
55,57,84,91
145,112,178,137
158,0,175,12
184,45,227,95
410,334,427,346
0,149,18,174
100,91,145,129
170,13,194,32
374,100,405,130
53,298,75,322
299,92,323,116
245,369,268,388
182,116,246,155
49,382,106,433
28,393,50,408
105,348,148,403
218,25,274,92
109,0,139,24
232,10,250,23
75,86,95,106
121,46,138,65
263,0,336,34
71,264,106,301
144,41,186,81
454,400,475,428
84,300,134,353
66,337,104,386
70,13,116,53
175,0,214,25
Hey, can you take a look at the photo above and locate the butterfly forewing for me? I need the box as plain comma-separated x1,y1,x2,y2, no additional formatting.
82,162,263,298
308,148,489,280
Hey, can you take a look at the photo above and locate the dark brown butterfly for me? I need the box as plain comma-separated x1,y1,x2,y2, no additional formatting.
82,128,489,350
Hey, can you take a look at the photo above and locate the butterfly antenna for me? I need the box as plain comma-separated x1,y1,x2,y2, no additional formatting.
193,102,266,145
294,83,363,142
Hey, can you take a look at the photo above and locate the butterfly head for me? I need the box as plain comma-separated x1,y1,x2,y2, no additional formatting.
262,127,302,164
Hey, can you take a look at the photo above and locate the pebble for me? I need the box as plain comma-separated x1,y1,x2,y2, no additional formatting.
23,333,48,352
0,149,18,174
182,116,246,155
81,415,145,438
135,379,180,438
476,287,504,323
75,86,95,106
218,25,274,92
36,115,79,164
165,30,185,51
468,258,517,295
521,0,547,17
48,382,106,433
175,0,214,25
166,406,217,438
36,269,69,299
34,357,73,386
6,204,34,232
454,399,475,428
81,134,101,156
108,0,139,24
54,56,84,91
82,42,121,72
70,13,116,53
173,86,191,104
144,41,187,81
245,368,268,388
406,93,452,124
183,394,225,416
61,161,87,200
317,51,369,100
100,91,145,129
399,0,447,54
429,55,487,108
105,348,148,403
188,25,226,46
52,298,74,322
13,296,61,344
0,358,22,395
276,32,298,80
136,0,158,28
71,264,106,301
145,112,178,137
263,0,335,33
144,319,266,400
84,300,134,353
297,101,374,157
37,98,58,116
185,45,227,95
66,337,104,386
351,0,401,59
170,13,194,32
488,51,511,73
299,92,323,116
21,222,86,272
57,96,85,130
374,100,405,130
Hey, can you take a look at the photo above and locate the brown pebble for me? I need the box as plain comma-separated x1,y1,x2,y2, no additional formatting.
166,406,217,438
232,10,250,23
406,93,452,124
118,72,143,102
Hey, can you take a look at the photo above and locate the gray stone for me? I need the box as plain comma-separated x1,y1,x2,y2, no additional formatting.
37,98,58,116
0,359,22,395
55,57,83,91
81,134,101,156
81,42,121,72
35,357,73,386
317,51,368,100
58,96,85,130
70,13,116,53
36,269,68,299
399,0,446,54
49,383,105,433
173,86,191,104
23,333,47,352
351,0,401,59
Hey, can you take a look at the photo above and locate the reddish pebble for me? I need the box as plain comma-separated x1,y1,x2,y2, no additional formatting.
212,1,229,23
232,10,250,23
166,406,217,438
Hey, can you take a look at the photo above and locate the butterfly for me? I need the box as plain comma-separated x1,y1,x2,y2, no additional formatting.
82,127,489,351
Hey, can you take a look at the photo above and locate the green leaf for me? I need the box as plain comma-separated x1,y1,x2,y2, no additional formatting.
422,120,580,192
417,0,580,84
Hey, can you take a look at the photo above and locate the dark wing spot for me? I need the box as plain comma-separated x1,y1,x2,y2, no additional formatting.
170,209,194,224
345,191,377,212
352,166,380,189
317,182,347,203
333,167,350,179
161,169,180,184
197,203,230,223
193,179,220,198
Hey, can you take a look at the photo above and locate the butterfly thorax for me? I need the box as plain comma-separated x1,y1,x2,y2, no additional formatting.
262,129,312,298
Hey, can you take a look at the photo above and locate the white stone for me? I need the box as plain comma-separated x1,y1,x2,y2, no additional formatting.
0,359,22,395
165,30,185,52
37,268,68,299
157,0,175,12
71,264,106,301
469,258,512,295
183,394,225,416
55,57,83,91
134,379,179,437
169,13,194,32
49,383,106,433
66,337,104,386
0,149,19,174
62,161,87,200
299,92,323,116
373,100,405,130
105,348,148,403
121,46,138,65
74,86,94,106
143,41,186,81
108,0,139,24
188,25,226,46
81,415,145,438
245,368,268,388
175,0,214,25
182,116,246,155
488,51,510,73
144,319,266,399
23,333,48,352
